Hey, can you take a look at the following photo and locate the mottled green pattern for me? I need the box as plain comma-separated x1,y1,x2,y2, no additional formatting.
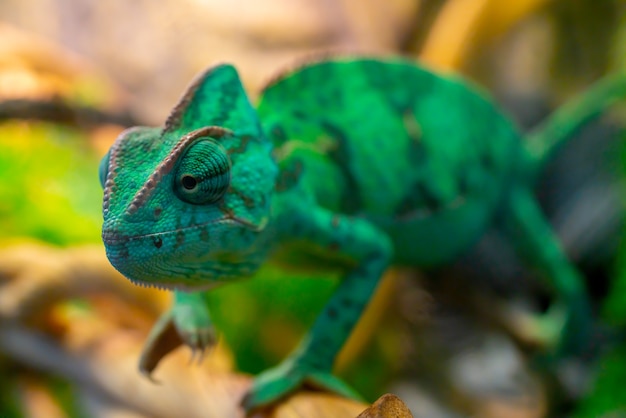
0,122,102,245
100,56,626,411
259,60,520,265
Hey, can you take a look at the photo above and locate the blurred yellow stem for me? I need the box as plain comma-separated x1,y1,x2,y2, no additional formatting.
335,268,399,373
420,0,552,70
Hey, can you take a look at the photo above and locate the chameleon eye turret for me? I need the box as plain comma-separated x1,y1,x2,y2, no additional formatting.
174,138,231,205
100,65,276,292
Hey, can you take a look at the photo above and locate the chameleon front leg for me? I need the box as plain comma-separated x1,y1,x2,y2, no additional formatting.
139,290,216,377
502,187,593,357
242,206,393,411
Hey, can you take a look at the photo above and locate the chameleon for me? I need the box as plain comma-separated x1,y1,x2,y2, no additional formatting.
99,55,626,411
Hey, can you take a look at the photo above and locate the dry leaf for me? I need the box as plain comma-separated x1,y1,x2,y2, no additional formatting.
356,394,413,418
252,392,367,418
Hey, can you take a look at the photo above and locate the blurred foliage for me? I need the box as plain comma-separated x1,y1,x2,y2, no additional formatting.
574,345,626,417
210,268,338,374
575,142,626,417
0,121,102,245
0,374,22,418
570,6,626,415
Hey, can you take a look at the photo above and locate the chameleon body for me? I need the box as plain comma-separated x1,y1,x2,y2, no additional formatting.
100,57,626,410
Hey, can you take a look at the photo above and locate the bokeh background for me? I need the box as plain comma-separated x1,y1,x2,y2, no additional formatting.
0,0,625,417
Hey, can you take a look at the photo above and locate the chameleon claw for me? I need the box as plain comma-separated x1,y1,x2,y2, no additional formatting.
188,346,207,366
138,311,184,381
139,367,162,385
196,348,207,365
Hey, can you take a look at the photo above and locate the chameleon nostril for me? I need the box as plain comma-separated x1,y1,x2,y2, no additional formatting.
101,229,129,247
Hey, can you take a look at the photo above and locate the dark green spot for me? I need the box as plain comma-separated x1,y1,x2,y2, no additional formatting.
320,119,362,213
275,159,303,192
176,231,185,248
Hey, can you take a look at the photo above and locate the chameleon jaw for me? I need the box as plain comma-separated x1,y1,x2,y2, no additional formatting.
102,221,260,291
107,249,235,292
126,276,223,292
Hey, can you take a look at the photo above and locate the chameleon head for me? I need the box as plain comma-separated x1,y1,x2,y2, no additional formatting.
100,65,278,290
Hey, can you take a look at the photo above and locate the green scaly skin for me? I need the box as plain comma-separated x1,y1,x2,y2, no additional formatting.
99,57,626,411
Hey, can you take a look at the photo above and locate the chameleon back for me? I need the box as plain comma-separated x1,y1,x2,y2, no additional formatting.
258,58,523,265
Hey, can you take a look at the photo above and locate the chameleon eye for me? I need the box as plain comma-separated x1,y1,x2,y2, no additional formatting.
181,175,198,190
174,139,231,204
98,150,111,189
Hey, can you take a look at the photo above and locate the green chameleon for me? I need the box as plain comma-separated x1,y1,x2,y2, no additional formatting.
99,56,626,410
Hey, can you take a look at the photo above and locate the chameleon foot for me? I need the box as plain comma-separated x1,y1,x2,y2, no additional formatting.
506,300,595,360
241,359,362,412
139,299,216,378
506,303,565,349
555,301,595,358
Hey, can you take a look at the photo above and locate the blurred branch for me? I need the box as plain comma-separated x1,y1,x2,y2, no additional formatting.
402,0,447,55
0,98,139,128
0,242,166,322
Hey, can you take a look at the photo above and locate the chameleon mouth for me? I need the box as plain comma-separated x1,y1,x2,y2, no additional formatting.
102,213,265,248
102,219,255,291
102,237,228,292
126,276,220,292
101,211,266,292
101,217,236,247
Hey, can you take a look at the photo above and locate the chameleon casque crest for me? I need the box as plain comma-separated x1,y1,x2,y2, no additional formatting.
100,56,625,410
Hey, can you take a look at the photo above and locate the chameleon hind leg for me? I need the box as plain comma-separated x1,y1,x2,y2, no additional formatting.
242,205,393,411
139,290,216,377
501,186,592,357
